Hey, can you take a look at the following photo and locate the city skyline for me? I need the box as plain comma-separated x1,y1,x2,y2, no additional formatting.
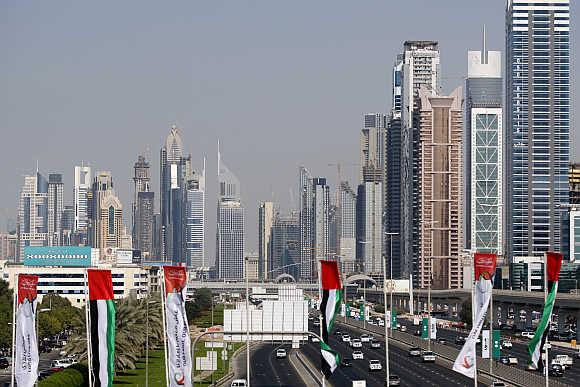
1,1,578,264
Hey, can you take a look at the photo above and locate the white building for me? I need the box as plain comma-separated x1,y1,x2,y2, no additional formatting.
74,165,91,239
17,172,49,261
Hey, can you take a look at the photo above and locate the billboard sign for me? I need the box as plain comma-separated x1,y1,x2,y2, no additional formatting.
116,249,133,265
23,246,92,267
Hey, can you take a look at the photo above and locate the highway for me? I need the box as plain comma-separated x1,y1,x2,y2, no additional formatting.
300,319,485,387
396,317,578,386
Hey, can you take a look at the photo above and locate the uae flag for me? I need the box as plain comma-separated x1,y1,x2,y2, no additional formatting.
88,269,116,387
528,252,563,370
14,274,39,387
319,260,342,378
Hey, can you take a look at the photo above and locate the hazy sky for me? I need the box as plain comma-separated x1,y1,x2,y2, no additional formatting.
1,1,577,263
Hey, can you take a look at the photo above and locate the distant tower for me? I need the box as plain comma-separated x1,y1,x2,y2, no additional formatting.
339,182,357,275
132,155,154,258
258,201,274,280
216,144,245,280
17,172,49,261
74,165,91,244
185,163,205,269
47,173,64,246
299,167,313,280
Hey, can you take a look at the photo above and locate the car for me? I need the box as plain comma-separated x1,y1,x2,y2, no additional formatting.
499,355,518,366
352,350,364,360
311,336,320,343
335,330,342,336
0,357,9,369
490,382,506,387
400,325,407,332
414,329,422,336
386,375,401,386
351,339,362,348
501,340,512,349
276,348,287,359
421,351,436,363
369,359,382,371
551,354,573,369
341,334,351,343
313,319,320,327
38,369,55,380
455,336,466,345
408,347,422,357
521,331,535,339
377,319,385,327
50,359,73,369
549,363,564,377
231,379,248,387
341,358,352,367
360,334,371,343
436,338,447,345
370,340,381,349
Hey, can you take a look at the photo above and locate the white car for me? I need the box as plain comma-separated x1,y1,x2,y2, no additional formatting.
342,334,351,343
400,326,407,332
311,336,320,343
370,340,381,349
352,350,364,360
421,351,436,363
231,380,247,387
276,348,287,359
377,319,385,327
360,334,371,343
501,340,513,349
368,359,382,371
551,354,573,369
521,331,535,339
351,339,362,348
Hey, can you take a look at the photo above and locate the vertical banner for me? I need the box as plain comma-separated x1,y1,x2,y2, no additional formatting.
391,310,397,329
163,266,193,387
482,330,490,359
15,274,39,387
340,303,346,317
385,311,391,328
453,253,497,379
492,330,501,359
421,318,429,339
430,318,437,340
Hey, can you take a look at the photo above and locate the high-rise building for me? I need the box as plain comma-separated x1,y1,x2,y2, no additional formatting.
0,233,17,262
89,171,124,250
313,177,330,278
400,41,441,285
47,173,64,246
61,205,74,246
338,182,357,275
299,167,314,281
160,126,193,265
570,163,580,205
360,113,385,182
185,167,205,269
356,180,383,275
270,212,300,280
506,0,570,258
258,201,274,280
465,32,504,258
74,165,91,244
418,86,464,289
132,155,152,253
17,172,49,261
216,146,245,280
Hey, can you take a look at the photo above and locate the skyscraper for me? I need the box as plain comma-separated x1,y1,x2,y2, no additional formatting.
356,180,383,275
160,126,192,265
90,171,124,250
270,211,300,280
47,173,64,246
506,0,570,258
216,146,245,280
132,155,154,258
185,166,205,269
466,32,504,257
74,165,91,244
299,167,314,280
17,172,49,261
338,182,357,275
400,41,440,285
61,205,74,246
360,113,385,182
313,177,330,276
418,86,464,289
258,201,274,280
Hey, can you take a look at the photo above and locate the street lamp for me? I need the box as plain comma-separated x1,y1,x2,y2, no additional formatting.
383,232,398,386
421,220,438,351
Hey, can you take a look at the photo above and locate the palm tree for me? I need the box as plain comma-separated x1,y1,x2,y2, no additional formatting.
65,295,164,372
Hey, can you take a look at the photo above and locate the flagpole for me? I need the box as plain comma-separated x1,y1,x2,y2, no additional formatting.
10,274,18,387
382,255,390,386
544,253,549,387
160,272,169,387
471,255,477,387
317,259,326,387
84,270,93,387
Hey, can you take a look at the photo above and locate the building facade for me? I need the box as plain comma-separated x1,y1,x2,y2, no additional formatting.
132,155,153,257
73,165,91,244
0,233,17,262
258,201,274,280
400,41,441,285
466,38,504,257
569,163,580,205
185,170,205,269
356,181,383,275
47,173,64,246
506,0,570,258
313,177,330,278
418,86,464,289
339,182,357,274
17,172,49,261
270,212,300,280
299,167,314,281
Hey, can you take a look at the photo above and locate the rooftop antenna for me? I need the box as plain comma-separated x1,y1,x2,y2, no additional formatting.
217,140,221,177
482,24,488,64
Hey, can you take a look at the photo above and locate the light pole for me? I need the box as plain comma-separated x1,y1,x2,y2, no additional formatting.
245,256,251,387
383,232,398,386
421,220,438,351
36,305,52,387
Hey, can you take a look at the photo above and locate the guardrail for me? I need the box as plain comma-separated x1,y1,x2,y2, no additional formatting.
294,351,323,387
339,318,569,387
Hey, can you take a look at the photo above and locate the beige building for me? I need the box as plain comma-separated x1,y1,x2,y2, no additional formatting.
258,202,274,279
418,86,464,290
95,192,123,249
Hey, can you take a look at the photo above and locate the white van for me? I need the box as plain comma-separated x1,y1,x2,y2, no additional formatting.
231,379,247,387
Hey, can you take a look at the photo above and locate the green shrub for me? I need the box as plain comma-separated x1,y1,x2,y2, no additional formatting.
39,363,88,387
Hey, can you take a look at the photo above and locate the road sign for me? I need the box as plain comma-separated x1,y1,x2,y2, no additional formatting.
492,330,501,359
391,310,397,328
482,330,490,358
430,317,437,340
346,304,351,317
360,304,365,320
422,318,429,339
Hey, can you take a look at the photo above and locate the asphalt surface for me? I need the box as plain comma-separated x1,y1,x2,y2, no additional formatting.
397,317,578,386
0,349,62,386
233,343,307,387
300,320,485,387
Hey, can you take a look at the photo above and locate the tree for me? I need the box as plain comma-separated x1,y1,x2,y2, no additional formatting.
194,288,212,310
0,279,13,349
37,294,82,340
